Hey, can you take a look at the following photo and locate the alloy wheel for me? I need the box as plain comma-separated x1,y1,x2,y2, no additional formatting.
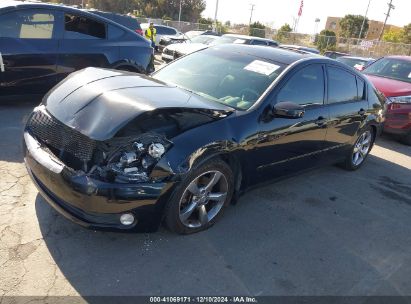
352,130,372,166
179,170,229,228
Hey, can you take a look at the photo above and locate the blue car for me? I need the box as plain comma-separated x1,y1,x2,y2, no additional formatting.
0,1,154,101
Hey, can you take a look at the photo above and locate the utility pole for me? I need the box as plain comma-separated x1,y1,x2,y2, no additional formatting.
178,0,182,22
249,4,255,25
358,0,371,40
313,18,320,34
214,0,219,33
378,0,395,41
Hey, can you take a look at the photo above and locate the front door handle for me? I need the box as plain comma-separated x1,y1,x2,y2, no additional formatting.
0,52,4,72
315,116,327,127
358,108,366,116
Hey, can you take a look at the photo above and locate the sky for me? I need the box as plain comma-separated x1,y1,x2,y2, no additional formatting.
202,0,411,34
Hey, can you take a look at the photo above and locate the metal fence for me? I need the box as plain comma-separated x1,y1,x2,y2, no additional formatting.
272,32,411,57
136,17,411,57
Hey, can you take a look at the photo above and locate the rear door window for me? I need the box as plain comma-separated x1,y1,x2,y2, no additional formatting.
64,13,106,39
327,66,358,103
0,9,56,39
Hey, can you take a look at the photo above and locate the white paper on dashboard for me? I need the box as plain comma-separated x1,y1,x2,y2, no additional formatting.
244,60,280,76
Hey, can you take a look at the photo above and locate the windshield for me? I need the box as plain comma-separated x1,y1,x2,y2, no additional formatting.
153,48,286,110
364,57,411,83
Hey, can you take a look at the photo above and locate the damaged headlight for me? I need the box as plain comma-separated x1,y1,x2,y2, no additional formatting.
91,134,171,183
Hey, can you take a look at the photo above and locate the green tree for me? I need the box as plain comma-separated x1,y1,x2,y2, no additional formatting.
315,30,336,52
249,21,265,38
276,23,292,41
383,28,404,43
339,14,369,38
402,23,411,44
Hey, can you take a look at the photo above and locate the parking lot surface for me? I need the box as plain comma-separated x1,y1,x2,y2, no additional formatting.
1,100,411,297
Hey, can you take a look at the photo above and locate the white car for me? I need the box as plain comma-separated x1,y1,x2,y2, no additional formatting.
140,23,181,47
162,35,218,62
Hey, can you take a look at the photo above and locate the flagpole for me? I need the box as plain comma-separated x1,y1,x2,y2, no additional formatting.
295,0,303,32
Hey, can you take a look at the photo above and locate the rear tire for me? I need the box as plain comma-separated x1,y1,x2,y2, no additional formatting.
340,127,375,171
164,158,234,234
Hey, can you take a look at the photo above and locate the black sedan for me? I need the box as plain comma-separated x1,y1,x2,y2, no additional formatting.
0,1,153,101
23,45,384,234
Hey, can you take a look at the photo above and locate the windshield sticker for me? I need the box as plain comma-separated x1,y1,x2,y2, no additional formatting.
244,60,280,76
233,39,246,44
408,72,411,78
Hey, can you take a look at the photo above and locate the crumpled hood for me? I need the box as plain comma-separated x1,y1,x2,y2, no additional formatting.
43,67,232,141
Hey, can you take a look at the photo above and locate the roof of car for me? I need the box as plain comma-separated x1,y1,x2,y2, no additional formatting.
0,0,115,19
279,44,320,54
0,0,81,10
209,43,322,65
222,33,275,42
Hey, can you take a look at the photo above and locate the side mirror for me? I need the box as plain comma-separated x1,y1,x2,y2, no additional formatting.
273,101,305,119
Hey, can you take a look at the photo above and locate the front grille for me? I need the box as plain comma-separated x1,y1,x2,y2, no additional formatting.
27,109,96,162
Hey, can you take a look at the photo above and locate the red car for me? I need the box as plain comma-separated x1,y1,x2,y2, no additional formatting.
363,56,411,145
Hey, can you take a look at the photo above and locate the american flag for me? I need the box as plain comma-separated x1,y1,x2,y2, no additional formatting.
298,0,304,17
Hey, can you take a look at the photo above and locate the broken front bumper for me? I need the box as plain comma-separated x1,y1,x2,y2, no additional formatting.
23,132,175,232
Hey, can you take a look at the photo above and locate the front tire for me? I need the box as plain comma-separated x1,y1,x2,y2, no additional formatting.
341,127,375,171
164,158,234,234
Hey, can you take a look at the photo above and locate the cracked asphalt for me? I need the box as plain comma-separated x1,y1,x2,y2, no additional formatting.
1,100,411,297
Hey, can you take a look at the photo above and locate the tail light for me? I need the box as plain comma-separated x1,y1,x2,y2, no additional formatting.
136,29,143,36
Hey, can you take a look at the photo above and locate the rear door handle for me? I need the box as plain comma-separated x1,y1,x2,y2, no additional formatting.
315,116,327,127
358,109,366,116
0,52,4,72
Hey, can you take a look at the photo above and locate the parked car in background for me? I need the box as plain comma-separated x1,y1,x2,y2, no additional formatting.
211,34,279,47
23,45,383,234
140,23,181,48
363,56,411,145
0,1,154,101
88,10,143,36
159,30,219,52
279,44,320,54
336,56,375,71
324,51,349,59
162,35,218,62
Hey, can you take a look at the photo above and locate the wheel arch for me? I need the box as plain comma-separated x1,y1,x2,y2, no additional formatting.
111,59,147,74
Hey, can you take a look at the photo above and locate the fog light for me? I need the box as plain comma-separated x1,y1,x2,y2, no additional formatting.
120,213,135,226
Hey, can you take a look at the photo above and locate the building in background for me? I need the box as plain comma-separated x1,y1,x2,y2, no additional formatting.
324,16,402,40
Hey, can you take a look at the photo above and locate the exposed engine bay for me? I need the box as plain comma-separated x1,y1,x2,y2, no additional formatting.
89,133,172,183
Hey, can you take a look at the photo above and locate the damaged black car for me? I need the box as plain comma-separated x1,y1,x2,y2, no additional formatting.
24,44,384,234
